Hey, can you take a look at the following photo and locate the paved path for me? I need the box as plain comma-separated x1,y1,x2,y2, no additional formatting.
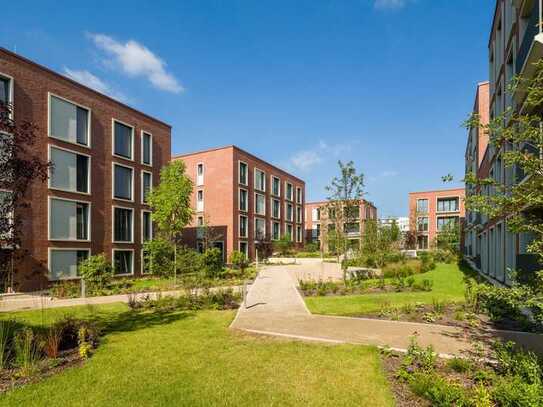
231,265,543,357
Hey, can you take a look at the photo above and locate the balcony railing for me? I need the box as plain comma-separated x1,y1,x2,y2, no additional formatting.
516,0,541,75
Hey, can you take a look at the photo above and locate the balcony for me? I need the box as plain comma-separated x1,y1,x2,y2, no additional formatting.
515,0,543,85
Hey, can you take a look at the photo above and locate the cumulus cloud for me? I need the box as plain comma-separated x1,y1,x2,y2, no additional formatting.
290,140,357,172
374,0,410,10
63,68,128,102
87,33,183,93
291,150,323,172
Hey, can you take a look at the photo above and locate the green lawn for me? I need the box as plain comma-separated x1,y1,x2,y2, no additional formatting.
305,263,468,316
1,305,394,406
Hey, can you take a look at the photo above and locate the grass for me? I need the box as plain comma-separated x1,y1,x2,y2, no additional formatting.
305,263,467,316
0,304,394,406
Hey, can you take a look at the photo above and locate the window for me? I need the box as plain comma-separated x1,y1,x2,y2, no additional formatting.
416,199,428,213
286,203,294,222
417,217,429,232
417,235,429,250
113,250,133,275
272,222,280,240
285,182,293,201
142,211,152,241
296,225,302,243
272,199,280,219
142,132,152,165
49,198,89,241
344,223,360,234
255,193,266,215
49,249,89,280
239,162,248,185
239,189,248,212
197,163,204,186
113,164,133,201
197,216,204,227
296,206,302,224
254,169,266,191
239,241,248,257
437,216,459,232
239,215,248,238
285,224,293,241
142,171,152,203
312,208,321,221
437,197,459,213
197,190,204,212
255,217,266,240
272,176,281,196
114,207,133,242
113,120,133,159
49,95,89,146
50,146,89,193
296,187,302,204
0,75,11,105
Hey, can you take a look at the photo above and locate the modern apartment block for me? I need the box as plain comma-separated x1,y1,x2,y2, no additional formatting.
173,146,305,261
0,48,171,291
408,189,465,250
463,0,542,285
305,200,377,251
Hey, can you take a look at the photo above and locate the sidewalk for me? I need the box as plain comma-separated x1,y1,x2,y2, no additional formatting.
231,265,543,357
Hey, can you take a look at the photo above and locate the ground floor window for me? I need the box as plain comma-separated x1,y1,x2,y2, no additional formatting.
417,235,429,250
239,241,248,257
285,224,293,241
113,250,134,275
296,225,302,242
49,249,89,280
272,222,280,240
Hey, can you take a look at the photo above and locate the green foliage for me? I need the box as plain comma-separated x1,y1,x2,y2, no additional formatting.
128,289,241,312
0,319,17,369
176,247,203,275
407,372,467,407
447,357,472,374
492,375,543,407
494,341,542,386
14,327,41,377
202,248,224,278
303,242,320,253
143,238,175,277
229,250,249,273
79,254,113,288
273,234,293,256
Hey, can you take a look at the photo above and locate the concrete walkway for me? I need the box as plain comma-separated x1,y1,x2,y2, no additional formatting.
231,265,543,357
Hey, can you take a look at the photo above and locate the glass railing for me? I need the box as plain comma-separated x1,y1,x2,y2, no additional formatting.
516,0,541,75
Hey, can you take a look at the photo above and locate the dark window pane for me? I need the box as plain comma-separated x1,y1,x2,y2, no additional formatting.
76,155,89,193
76,203,89,240
114,165,132,200
114,207,132,242
114,122,132,159
0,77,9,104
143,212,152,241
114,250,132,275
143,133,151,164
142,172,151,203
76,107,88,145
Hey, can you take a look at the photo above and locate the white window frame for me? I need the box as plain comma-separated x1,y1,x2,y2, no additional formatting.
0,72,14,118
48,144,92,195
239,240,249,257
271,198,281,219
48,196,92,242
296,206,302,224
112,248,135,276
285,182,294,201
239,188,249,212
254,217,266,241
285,223,294,241
254,168,266,192
112,162,135,202
296,186,302,204
272,176,281,197
48,247,91,281
285,202,294,222
238,161,248,186
141,210,153,242
141,170,153,204
416,198,429,213
196,162,204,186
141,130,153,167
255,192,266,216
296,225,302,243
112,118,135,161
48,92,92,148
272,221,281,241
112,205,135,244
239,215,248,238
435,196,460,214
196,189,204,212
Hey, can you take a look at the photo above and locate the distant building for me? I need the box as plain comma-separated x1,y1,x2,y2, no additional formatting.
379,217,410,233
408,189,466,250
173,146,305,261
304,200,377,251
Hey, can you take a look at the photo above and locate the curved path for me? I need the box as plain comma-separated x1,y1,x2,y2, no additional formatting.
231,263,543,357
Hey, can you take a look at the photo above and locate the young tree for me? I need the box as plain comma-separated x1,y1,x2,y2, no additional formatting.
198,212,223,252
0,102,50,290
464,59,543,289
146,161,194,284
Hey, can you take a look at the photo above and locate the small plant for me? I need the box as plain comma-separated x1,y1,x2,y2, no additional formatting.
401,303,414,315
432,298,446,314
78,326,92,359
14,327,41,377
229,250,249,275
79,254,113,289
447,357,472,373
42,325,63,359
0,319,17,369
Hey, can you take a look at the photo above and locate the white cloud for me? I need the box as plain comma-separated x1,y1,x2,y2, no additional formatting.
63,68,128,103
290,140,358,172
381,170,398,177
374,0,410,10
291,150,323,172
87,33,183,93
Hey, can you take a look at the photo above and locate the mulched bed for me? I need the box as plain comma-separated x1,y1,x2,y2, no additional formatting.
382,354,429,407
0,349,83,393
300,286,430,297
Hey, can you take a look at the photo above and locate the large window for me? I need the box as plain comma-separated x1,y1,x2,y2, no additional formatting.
196,163,204,186
142,211,152,241
113,164,133,201
417,235,429,250
113,250,133,275
437,197,459,213
197,190,204,212
142,171,152,203
255,193,266,215
437,216,459,232
296,187,302,204
239,241,248,257
49,249,89,280
142,132,152,165
417,217,429,232
285,224,293,241
0,75,11,104
296,225,302,242
113,120,133,159
254,169,266,192
239,215,248,238
50,146,89,193
239,162,248,185
114,207,133,242
285,182,293,201
296,206,302,224
272,199,280,219
272,176,281,197
49,95,89,146
239,189,248,212
416,199,428,213
49,198,89,241
255,217,266,240
286,203,294,222
272,221,280,240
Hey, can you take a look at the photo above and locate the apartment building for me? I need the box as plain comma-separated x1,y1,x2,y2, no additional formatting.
173,146,305,260
305,200,377,251
408,189,465,250
463,0,542,285
0,48,171,291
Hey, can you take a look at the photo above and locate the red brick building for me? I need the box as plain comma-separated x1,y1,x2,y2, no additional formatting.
304,200,378,251
173,146,305,260
408,188,466,250
0,48,171,291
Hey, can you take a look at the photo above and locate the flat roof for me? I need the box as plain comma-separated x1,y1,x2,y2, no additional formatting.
306,199,377,208
0,47,171,129
408,187,465,195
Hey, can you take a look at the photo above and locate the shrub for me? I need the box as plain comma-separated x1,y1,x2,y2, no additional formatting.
42,325,63,359
402,338,436,373
177,247,203,276
408,372,467,406
303,242,320,253
14,327,41,377
202,248,224,278
143,238,175,276
78,326,93,359
493,341,542,386
477,285,527,321
230,250,249,274
0,319,18,369
79,254,113,289
447,357,472,373
492,375,543,407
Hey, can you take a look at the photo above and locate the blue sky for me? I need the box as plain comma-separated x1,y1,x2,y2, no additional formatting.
0,0,495,216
